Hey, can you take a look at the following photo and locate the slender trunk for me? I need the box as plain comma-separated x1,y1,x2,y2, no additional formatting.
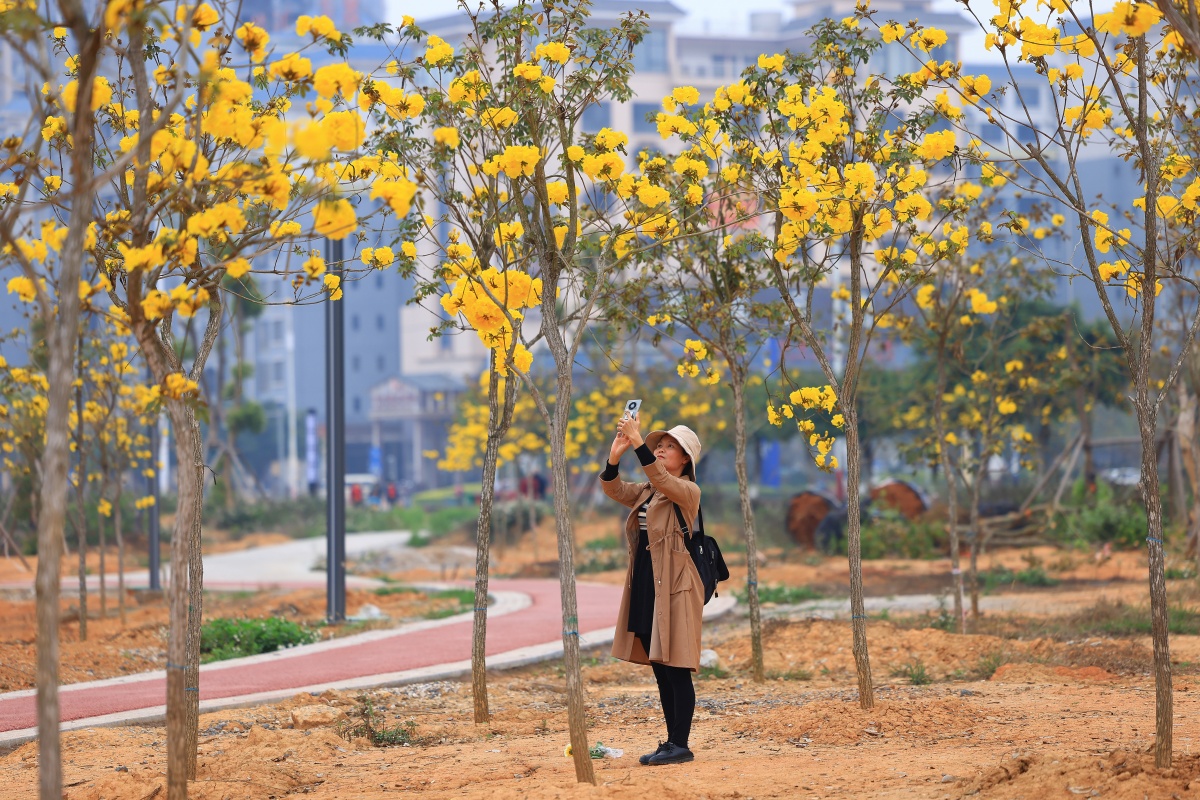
1079,384,1096,490
116,488,126,626
472,355,516,723
183,405,205,780
968,466,984,624
161,396,205,797
35,9,98,789
548,370,594,784
933,350,964,632
75,491,88,642
730,374,764,681
98,509,107,620
1137,398,1173,768
75,378,89,641
843,408,874,709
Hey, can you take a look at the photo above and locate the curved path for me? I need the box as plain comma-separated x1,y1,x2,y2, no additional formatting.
0,532,737,750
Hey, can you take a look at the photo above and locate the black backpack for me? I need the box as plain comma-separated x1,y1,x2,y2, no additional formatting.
674,504,729,604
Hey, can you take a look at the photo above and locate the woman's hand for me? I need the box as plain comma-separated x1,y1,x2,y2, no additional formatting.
608,431,630,464
616,411,644,449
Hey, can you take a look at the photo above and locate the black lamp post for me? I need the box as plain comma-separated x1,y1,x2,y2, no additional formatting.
325,237,346,623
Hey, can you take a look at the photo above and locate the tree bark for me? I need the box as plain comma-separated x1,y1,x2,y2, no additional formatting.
968,465,984,624
843,408,874,709
34,6,98,792
181,404,205,781
471,355,517,724
730,373,764,682
1137,397,1173,768
75,497,88,642
933,351,964,632
115,487,126,626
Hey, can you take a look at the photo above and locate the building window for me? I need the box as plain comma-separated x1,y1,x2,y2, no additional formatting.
273,361,284,382
353,396,361,414
440,332,454,351
376,354,385,372
376,314,385,331
633,28,667,74
351,314,360,332
581,101,608,133
632,103,658,134
352,355,360,372
376,273,384,289
273,320,283,341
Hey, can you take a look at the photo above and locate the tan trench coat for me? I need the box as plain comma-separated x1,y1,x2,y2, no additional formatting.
601,458,703,672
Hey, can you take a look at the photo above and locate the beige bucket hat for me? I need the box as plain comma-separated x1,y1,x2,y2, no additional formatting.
644,425,702,479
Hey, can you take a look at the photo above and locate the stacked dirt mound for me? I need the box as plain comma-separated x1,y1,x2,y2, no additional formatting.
963,749,1200,799
726,694,988,745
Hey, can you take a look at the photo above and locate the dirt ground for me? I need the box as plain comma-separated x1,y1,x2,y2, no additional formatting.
6,517,1200,797
5,613,1200,799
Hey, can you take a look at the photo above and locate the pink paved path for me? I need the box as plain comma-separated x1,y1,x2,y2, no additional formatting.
0,579,622,734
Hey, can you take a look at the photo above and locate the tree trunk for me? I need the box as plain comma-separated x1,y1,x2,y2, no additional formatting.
1137,400,1173,768
34,9,97,788
115,488,126,626
730,374,764,682
968,467,984,624
933,353,964,633
471,356,516,724
76,498,88,642
98,509,107,620
843,408,874,709
541,312,594,784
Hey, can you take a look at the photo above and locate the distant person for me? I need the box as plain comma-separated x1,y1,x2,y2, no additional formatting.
601,410,703,767
386,482,398,505
349,483,363,507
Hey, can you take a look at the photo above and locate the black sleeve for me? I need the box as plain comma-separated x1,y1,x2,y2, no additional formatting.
634,443,655,468
600,460,620,481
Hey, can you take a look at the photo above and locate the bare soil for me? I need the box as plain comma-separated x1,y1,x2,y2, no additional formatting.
6,518,1200,797
5,613,1200,799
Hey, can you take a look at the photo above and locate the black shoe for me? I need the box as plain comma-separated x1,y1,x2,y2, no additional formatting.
639,741,668,765
647,742,694,765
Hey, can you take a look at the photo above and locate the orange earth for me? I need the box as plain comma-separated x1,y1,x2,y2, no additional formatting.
4,516,1200,798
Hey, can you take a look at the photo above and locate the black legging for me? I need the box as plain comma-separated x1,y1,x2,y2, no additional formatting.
638,633,695,749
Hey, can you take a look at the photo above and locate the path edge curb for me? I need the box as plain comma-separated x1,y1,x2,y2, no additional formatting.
0,594,736,754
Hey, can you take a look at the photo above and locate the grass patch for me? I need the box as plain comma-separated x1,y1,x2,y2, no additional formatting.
698,665,728,680
1066,599,1200,637
982,564,1059,592
340,695,419,747
738,583,823,604
200,617,319,663
585,534,622,550
972,652,1007,680
891,660,932,686
767,667,813,681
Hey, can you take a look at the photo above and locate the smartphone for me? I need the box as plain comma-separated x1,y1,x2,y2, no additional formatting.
623,399,642,419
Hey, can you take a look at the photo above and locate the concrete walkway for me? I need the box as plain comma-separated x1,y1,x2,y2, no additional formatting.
0,531,739,750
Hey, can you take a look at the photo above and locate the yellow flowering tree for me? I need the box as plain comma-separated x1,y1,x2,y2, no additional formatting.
2,2,395,794
0,3,107,795
709,17,983,709
893,0,1200,766
608,113,788,681
362,2,649,782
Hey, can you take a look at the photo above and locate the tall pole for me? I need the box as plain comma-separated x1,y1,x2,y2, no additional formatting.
325,237,346,623
285,306,298,498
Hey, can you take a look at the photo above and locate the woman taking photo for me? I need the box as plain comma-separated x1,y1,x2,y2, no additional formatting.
600,410,704,766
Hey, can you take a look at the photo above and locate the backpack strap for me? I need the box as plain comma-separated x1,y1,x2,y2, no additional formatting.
673,503,700,547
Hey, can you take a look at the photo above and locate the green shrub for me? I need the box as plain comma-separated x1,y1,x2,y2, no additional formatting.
340,695,418,746
737,583,822,604
859,511,943,560
585,534,622,550
892,660,931,685
1054,480,1146,548
200,617,319,663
